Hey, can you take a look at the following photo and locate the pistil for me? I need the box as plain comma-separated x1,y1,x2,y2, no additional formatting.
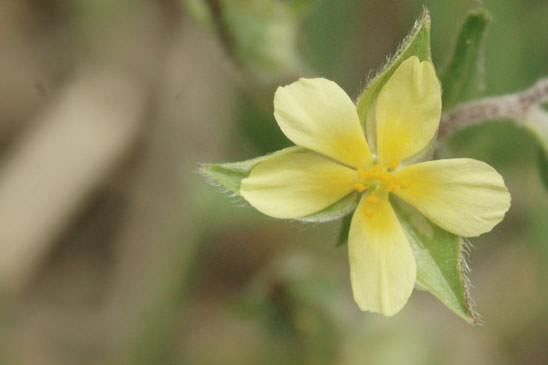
354,163,410,217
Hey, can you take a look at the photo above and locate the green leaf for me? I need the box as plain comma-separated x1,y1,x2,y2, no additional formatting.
200,147,360,222
356,8,431,136
392,198,478,324
524,106,548,191
537,147,548,191
439,9,491,110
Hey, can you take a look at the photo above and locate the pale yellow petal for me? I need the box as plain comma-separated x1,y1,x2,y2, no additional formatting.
348,194,416,316
274,78,372,168
375,56,441,166
394,159,511,237
240,148,356,219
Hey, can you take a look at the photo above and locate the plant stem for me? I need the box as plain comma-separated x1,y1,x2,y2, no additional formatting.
439,77,548,140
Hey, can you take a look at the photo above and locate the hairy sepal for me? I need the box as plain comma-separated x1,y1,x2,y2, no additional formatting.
356,7,432,145
200,147,360,222
392,197,479,324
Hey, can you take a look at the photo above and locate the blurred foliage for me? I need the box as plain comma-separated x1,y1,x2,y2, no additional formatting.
185,0,312,79
538,147,548,191
233,252,342,364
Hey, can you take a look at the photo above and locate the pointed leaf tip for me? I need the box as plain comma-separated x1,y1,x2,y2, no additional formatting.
439,8,491,110
357,8,432,140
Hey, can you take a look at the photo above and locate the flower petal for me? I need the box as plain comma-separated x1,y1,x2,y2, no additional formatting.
240,148,357,219
394,159,511,237
348,194,416,316
274,78,373,168
375,56,441,166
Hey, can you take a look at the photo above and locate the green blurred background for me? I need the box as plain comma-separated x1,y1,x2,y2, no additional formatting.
0,0,547,364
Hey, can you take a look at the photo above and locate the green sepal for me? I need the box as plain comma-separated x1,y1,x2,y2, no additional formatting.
300,193,359,223
199,147,300,194
392,198,478,324
439,9,491,110
335,196,479,323
335,214,352,247
356,8,431,136
200,147,360,222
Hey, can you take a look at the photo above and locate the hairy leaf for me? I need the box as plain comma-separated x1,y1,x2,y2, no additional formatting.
439,9,491,110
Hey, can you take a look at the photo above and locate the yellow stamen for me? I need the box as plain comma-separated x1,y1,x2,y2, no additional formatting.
357,164,407,195
365,165,382,179
378,172,391,183
389,160,400,170
365,195,380,205
355,182,367,192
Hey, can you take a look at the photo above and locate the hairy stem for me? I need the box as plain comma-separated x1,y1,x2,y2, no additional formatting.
439,77,548,140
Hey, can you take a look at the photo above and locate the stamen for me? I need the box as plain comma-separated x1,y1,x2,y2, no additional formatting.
354,182,367,192
389,160,400,170
365,165,382,179
378,172,391,183
356,163,408,196
365,195,379,205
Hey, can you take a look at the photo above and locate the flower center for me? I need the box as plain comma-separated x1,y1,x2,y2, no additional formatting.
353,161,409,217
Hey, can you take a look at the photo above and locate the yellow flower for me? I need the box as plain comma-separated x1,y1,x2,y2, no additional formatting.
239,56,511,316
